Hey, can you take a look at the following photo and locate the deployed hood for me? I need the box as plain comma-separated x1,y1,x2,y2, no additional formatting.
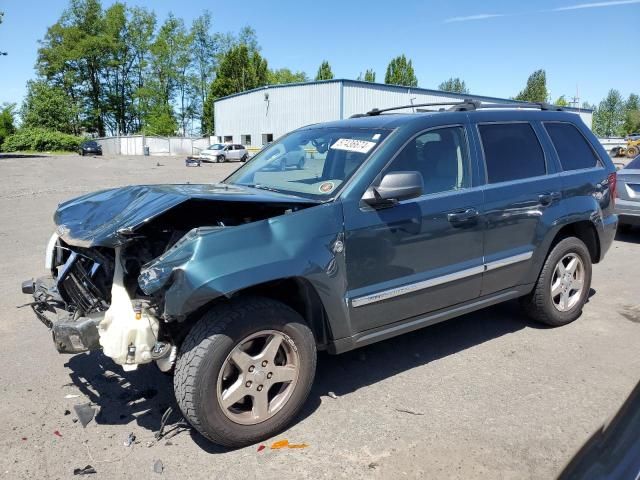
54,183,317,247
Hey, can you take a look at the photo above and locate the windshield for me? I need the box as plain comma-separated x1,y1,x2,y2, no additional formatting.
207,144,224,150
225,127,391,198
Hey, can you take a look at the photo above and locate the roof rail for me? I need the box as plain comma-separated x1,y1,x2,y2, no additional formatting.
358,100,564,117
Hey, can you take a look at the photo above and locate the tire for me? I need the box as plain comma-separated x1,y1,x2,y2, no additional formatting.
217,155,226,163
618,223,632,233
174,297,316,448
241,154,248,162
610,147,620,157
626,146,639,158
520,237,592,326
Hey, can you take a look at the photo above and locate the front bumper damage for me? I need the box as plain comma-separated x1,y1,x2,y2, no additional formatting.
22,277,102,354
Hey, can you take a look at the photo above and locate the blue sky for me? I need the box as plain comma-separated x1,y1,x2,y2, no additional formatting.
1,0,639,108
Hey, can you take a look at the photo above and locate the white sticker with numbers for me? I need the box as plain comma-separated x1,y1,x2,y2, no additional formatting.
330,138,377,154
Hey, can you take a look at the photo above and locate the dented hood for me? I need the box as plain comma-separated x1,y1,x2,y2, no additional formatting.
54,183,317,247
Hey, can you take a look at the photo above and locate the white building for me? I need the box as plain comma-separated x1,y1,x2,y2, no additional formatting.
213,79,593,149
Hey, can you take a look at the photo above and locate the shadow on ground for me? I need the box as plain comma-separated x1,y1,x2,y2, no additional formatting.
0,153,49,159
615,227,640,244
65,299,543,453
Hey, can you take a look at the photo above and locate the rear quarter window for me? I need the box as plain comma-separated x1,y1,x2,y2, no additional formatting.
478,123,546,183
544,122,600,171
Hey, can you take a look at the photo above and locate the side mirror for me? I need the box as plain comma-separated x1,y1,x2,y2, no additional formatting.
363,171,424,207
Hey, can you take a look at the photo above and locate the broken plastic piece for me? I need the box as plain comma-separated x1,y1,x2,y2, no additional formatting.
73,465,97,475
270,439,289,449
124,432,136,447
257,444,265,452
153,459,164,474
53,430,62,437
287,443,309,449
73,403,96,428
64,394,80,399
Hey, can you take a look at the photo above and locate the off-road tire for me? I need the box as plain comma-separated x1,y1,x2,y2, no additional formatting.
520,237,592,326
174,297,316,448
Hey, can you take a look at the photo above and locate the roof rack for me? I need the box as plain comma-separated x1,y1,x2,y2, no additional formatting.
354,100,563,117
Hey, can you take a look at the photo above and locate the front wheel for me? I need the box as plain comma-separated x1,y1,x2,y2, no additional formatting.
217,155,226,163
241,154,248,162
174,297,316,448
520,237,592,326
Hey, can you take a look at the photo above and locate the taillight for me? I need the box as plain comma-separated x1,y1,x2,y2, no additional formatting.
608,172,617,206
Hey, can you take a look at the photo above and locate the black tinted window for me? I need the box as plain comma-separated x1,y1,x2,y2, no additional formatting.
385,126,470,195
544,122,599,171
479,123,546,183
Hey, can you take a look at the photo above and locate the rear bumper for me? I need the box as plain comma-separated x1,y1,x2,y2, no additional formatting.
615,199,640,225
23,276,102,354
597,214,618,260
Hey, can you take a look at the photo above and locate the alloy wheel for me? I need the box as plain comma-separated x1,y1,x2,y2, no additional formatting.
550,253,585,312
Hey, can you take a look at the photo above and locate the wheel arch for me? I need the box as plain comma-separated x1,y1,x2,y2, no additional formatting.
549,220,601,264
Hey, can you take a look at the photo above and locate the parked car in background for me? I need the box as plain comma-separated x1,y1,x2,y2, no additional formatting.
23,101,618,448
78,141,102,156
264,144,306,170
616,155,640,231
199,144,248,163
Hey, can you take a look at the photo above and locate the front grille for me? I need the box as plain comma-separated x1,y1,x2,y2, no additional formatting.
58,251,111,313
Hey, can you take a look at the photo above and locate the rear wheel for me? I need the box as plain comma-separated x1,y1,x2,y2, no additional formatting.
626,146,639,158
174,297,316,448
520,237,592,326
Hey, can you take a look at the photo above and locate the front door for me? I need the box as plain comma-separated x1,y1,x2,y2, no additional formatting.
343,125,485,334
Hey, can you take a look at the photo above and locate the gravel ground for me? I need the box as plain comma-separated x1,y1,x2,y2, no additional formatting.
0,153,639,480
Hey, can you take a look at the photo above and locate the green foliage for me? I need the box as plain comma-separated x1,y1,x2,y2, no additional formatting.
21,80,79,133
357,69,375,82
0,103,16,147
515,69,548,103
592,89,625,137
315,61,334,81
554,95,569,107
384,55,417,87
438,77,468,94
268,68,308,85
208,44,268,99
1,128,83,152
142,103,177,136
622,94,640,135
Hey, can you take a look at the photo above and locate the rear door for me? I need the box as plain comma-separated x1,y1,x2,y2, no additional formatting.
473,120,563,295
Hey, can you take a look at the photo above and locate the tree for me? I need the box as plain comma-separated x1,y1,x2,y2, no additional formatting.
315,61,333,81
592,89,625,137
438,77,468,94
515,69,548,103
364,69,376,82
268,68,308,85
143,103,177,136
0,103,16,147
554,95,569,107
622,93,640,135
384,55,417,87
191,12,218,134
0,11,7,56
21,80,79,133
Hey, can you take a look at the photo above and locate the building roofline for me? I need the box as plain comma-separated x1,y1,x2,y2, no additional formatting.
212,78,592,114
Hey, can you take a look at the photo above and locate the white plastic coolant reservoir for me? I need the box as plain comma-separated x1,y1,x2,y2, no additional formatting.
98,247,159,371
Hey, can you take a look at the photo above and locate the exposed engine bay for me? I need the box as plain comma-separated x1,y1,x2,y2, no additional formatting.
25,194,314,371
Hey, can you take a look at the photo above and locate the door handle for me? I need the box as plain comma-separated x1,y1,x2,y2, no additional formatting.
538,192,561,206
447,208,479,223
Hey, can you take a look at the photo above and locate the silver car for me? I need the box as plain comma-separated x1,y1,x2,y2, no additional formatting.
199,144,248,163
616,155,640,231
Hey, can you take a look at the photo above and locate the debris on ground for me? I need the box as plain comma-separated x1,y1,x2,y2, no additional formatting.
328,391,338,399
64,409,71,416
271,439,289,450
395,408,424,416
73,403,96,428
155,406,173,440
53,430,62,437
73,465,96,475
369,462,379,470
185,157,201,167
124,432,136,447
257,444,266,452
153,459,164,474
269,439,309,450
64,394,80,399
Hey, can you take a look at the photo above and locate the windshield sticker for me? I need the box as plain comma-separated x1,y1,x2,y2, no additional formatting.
319,182,335,193
330,138,377,154
372,133,381,140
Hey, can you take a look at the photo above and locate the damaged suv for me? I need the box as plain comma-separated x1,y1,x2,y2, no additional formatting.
23,101,618,447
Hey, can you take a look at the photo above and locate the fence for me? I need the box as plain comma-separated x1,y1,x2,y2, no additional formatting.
96,135,214,156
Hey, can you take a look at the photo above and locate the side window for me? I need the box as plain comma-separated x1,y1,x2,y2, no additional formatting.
544,122,600,171
478,123,546,183
384,126,470,195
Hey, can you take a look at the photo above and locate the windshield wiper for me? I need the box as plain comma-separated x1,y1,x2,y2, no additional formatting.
242,184,281,193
